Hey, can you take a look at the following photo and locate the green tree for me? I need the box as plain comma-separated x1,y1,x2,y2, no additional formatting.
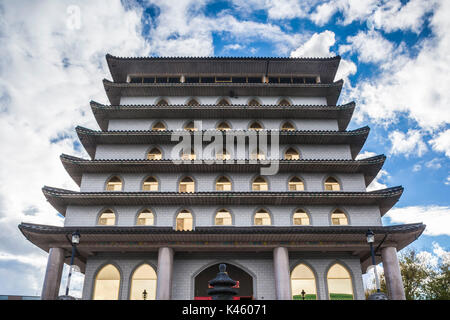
399,249,429,300
423,258,450,300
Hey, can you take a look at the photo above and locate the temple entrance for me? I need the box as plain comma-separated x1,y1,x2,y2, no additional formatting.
194,263,254,300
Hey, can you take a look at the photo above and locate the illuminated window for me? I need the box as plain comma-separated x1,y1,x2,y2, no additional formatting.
327,264,354,300
184,121,197,131
331,209,348,225
187,98,199,106
179,177,195,193
249,121,263,131
254,209,271,225
325,177,340,191
106,176,122,191
129,264,157,300
98,209,116,226
176,209,193,231
281,121,295,131
293,209,309,225
248,99,260,106
216,121,231,131
156,99,168,106
136,209,154,226
291,264,317,300
181,149,196,160
278,99,291,106
217,98,230,106
216,148,231,160
142,177,158,191
285,147,300,160
216,176,232,191
289,177,304,191
250,148,266,160
215,209,232,225
252,176,268,191
152,121,166,131
93,264,120,300
147,148,162,160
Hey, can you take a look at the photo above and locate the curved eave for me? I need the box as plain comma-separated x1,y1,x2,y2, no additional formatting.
61,154,385,187
18,221,425,273
102,79,343,106
90,100,355,131
42,186,403,217
76,126,369,160
106,54,341,84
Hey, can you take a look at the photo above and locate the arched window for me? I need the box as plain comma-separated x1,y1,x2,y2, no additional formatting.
331,209,348,225
156,98,168,106
136,209,154,226
184,121,197,131
289,177,304,191
278,98,291,106
187,98,199,106
325,177,340,191
254,209,271,225
327,263,354,300
285,147,300,160
152,121,166,131
249,121,263,131
147,148,162,160
216,148,230,160
129,264,157,300
106,176,122,191
179,177,195,193
291,264,317,300
142,177,158,191
216,121,231,131
215,209,232,225
252,176,268,191
217,98,230,106
98,209,116,226
293,209,309,225
216,176,232,191
181,148,196,160
248,99,260,106
176,209,193,231
250,148,266,160
281,121,295,131
93,264,120,300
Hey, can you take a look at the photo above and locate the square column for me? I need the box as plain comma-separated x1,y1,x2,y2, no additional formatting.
156,247,174,300
273,247,292,300
41,248,65,300
381,247,406,300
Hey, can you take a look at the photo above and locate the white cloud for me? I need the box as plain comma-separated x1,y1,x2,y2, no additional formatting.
388,130,428,157
367,169,389,191
290,30,357,84
386,205,450,236
355,151,377,160
445,176,450,186
350,0,450,131
429,129,450,158
424,158,442,169
339,30,396,64
413,164,422,172
0,0,150,296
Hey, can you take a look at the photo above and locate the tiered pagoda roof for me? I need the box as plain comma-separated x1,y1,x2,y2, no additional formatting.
60,153,386,187
90,101,356,131
42,185,403,216
76,126,369,160
18,222,426,273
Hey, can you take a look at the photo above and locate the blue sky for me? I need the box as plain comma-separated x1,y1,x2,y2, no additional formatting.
0,0,449,297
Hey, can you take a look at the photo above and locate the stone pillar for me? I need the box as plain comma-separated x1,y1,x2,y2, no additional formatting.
381,247,406,300
156,247,174,300
273,247,292,300
41,248,65,300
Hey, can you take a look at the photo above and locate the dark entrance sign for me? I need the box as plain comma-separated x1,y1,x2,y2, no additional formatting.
194,263,253,300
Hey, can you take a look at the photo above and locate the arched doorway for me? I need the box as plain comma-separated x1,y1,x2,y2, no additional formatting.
194,263,254,300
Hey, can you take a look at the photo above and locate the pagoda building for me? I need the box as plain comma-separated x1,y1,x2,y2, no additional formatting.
19,55,425,300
